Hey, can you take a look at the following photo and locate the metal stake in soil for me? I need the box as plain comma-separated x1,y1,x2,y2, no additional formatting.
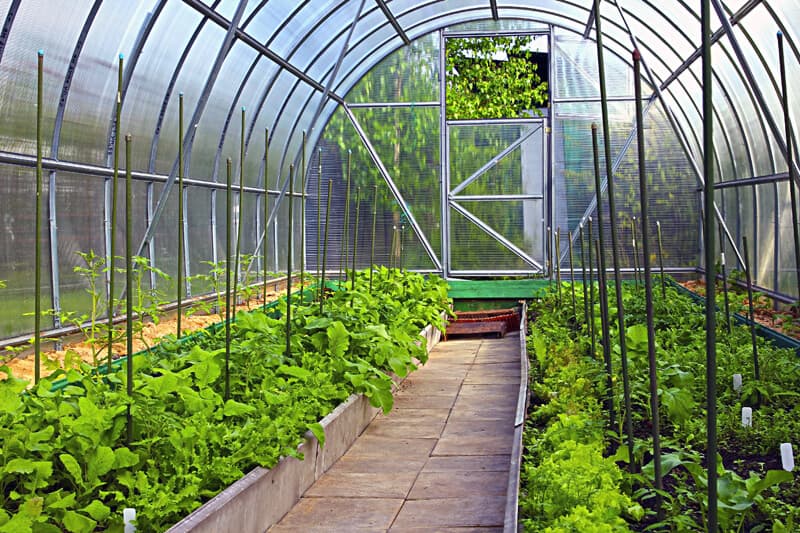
400,224,406,273
340,150,352,284
634,48,663,512
742,236,761,385
389,226,396,270
108,53,123,370
351,187,361,297
35,50,44,383
701,0,718,526
778,31,800,301
177,93,184,338
369,185,378,293
546,226,552,290
317,148,322,298
588,217,596,358
125,134,134,444
225,158,233,401
632,216,640,289
656,220,666,299
233,108,246,321
718,225,732,333
592,124,616,435
579,224,589,330
286,165,294,357
320,179,332,314
595,0,634,469
568,230,577,319
300,130,306,294
268,128,269,305
555,227,562,305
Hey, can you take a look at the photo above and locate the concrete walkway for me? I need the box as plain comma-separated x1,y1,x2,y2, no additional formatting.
270,333,521,532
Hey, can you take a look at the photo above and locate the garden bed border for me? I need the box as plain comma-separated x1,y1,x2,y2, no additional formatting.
504,301,529,533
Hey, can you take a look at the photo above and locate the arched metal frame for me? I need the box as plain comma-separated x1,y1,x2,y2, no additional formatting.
1,0,799,340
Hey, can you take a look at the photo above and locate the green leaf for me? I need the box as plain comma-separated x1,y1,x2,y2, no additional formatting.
5,458,37,474
46,492,76,510
87,446,115,480
222,399,257,417
113,447,139,469
388,357,409,378
326,321,350,358
308,422,326,447
62,511,96,533
59,454,83,487
81,500,110,522
747,470,793,498
277,365,311,381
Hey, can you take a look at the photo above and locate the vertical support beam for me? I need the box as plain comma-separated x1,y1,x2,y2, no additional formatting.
702,0,718,529
778,31,800,298
440,30,450,277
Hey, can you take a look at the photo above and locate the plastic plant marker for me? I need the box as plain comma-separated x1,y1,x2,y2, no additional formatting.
123,508,136,533
733,373,742,392
780,443,795,471
741,406,752,428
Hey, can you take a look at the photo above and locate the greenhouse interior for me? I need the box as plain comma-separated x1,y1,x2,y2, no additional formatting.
1,0,799,531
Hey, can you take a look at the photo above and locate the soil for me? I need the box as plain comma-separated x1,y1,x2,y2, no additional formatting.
680,279,800,341
2,282,307,383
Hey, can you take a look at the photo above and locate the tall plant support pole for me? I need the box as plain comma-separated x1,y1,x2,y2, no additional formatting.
233,108,246,321
177,93,184,338
399,224,406,273
285,165,294,357
592,125,614,431
225,158,232,402
594,0,634,468
579,224,589,329
320,179,332,314
317,148,322,296
656,221,666,299
778,31,800,299
588,217,596,358
568,231,577,319
718,225,732,333
299,134,308,292
34,50,44,384
546,226,552,289
702,0,719,527
108,54,123,370
125,134,134,444
263,129,269,305
369,185,378,292
634,49,663,513
351,187,361,294
632,216,640,288
340,151,352,283
555,228,562,304
742,236,760,383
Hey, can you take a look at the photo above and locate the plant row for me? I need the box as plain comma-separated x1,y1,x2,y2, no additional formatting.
0,268,451,532
520,279,797,531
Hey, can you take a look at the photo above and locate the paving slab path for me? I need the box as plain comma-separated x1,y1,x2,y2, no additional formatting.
270,333,521,532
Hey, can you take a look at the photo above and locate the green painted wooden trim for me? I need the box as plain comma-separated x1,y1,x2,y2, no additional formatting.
447,279,550,300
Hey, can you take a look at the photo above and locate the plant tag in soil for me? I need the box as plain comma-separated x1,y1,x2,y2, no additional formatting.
124,508,136,533
741,406,752,427
780,443,794,471
733,373,742,392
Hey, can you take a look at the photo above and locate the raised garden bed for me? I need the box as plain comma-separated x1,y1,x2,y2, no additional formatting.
0,268,451,532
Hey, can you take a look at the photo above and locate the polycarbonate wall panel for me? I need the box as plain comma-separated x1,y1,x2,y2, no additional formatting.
0,0,89,156
0,164,52,338
554,31,633,100
186,187,215,295
153,20,227,175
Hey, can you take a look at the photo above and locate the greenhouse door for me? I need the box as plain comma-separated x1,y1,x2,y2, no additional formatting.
443,119,548,276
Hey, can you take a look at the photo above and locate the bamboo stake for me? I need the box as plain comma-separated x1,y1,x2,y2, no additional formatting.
107,54,123,369
177,93,184,338
595,0,634,467
320,179,332,314
634,49,662,513
35,50,44,383
125,133,134,443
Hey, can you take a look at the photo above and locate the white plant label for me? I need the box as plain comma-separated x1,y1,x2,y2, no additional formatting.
733,373,742,392
781,443,795,472
123,508,136,533
741,406,752,428
721,252,726,266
